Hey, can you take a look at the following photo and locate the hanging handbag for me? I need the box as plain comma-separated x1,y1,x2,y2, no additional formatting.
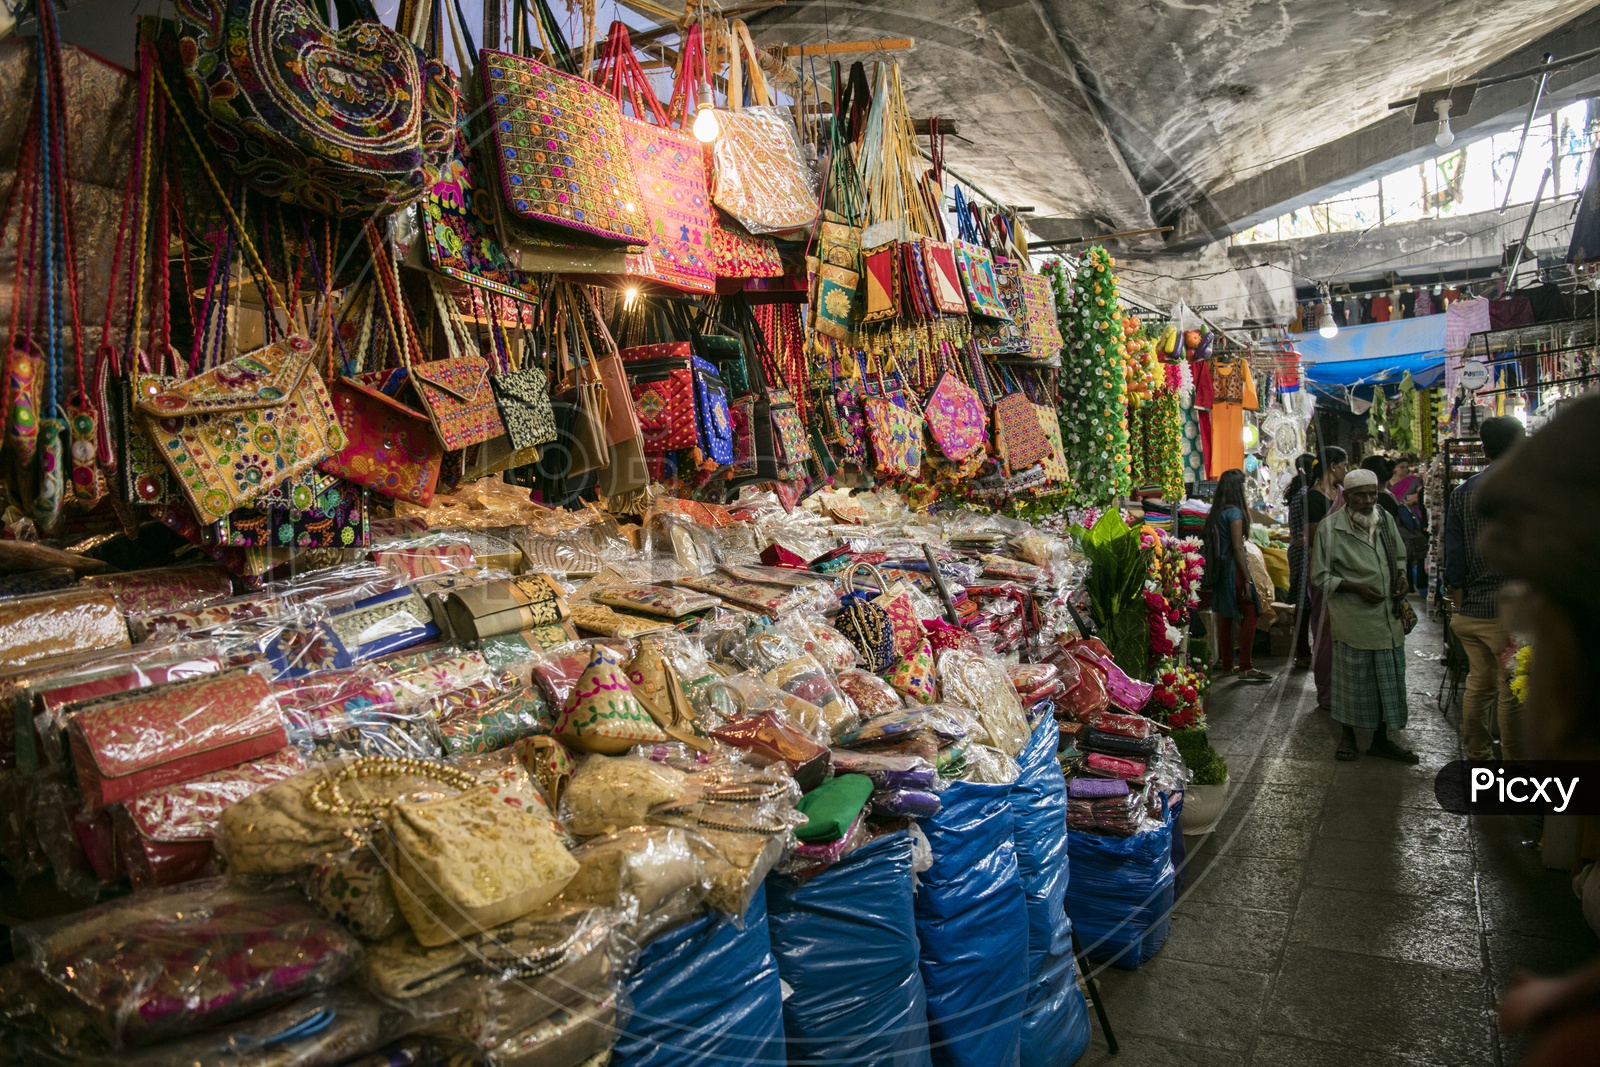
215,471,369,549
407,281,503,450
992,367,1051,476
319,368,444,505
919,239,969,315
921,354,986,463
137,335,347,525
173,0,455,217
860,243,899,324
479,48,650,246
691,355,734,465
812,260,859,341
623,342,697,452
1019,271,1064,360
594,21,716,294
952,187,1010,320
863,388,924,478
708,21,818,236
832,563,899,674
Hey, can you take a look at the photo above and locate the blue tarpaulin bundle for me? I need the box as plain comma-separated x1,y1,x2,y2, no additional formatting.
611,887,786,1066
1065,804,1176,969
1009,719,1091,1066
915,778,1031,1067
767,830,934,1067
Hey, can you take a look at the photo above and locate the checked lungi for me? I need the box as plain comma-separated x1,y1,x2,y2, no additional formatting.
1330,641,1410,730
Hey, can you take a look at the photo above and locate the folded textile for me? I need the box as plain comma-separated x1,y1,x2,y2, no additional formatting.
1068,776,1129,799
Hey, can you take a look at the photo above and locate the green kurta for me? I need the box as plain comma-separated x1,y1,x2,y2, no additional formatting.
1310,508,1407,650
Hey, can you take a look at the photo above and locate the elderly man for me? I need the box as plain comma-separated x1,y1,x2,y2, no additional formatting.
1311,467,1417,763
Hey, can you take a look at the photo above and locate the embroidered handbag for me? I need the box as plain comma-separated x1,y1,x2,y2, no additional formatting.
422,122,541,302
68,670,290,813
173,0,454,217
889,638,939,704
627,351,697,452
766,387,812,468
594,21,716,294
443,574,569,646
952,188,1010,320
1037,402,1070,484
813,260,859,341
136,336,346,525
833,563,899,673
1020,271,1064,359
921,367,986,462
692,355,734,465
488,357,557,454
318,369,444,505
993,390,1049,475
863,391,924,478
861,243,899,323
480,49,650,246
709,21,818,236
551,644,670,754
975,256,1030,355
592,583,719,618
388,783,579,946
327,588,439,660
919,239,969,315
711,219,785,279
215,472,369,549
409,351,503,450
728,395,760,477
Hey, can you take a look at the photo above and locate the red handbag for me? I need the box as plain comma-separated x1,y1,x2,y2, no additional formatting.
319,372,444,505
622,341,698,452
68,670,289,813
113,749,306,888
920,239,969,315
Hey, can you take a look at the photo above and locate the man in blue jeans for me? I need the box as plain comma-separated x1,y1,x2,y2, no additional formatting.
1445,416,1526,760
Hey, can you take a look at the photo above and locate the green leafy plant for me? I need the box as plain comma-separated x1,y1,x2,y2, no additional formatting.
1072,509,1152,678
1172,727,1229,786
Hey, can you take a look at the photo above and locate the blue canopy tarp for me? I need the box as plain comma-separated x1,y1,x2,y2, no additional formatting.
1292,317,1447,392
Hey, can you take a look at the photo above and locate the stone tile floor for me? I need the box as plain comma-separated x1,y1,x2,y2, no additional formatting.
1076,609,1599,1066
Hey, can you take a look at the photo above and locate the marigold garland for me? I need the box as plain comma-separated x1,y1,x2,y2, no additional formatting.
1046,248,1131,507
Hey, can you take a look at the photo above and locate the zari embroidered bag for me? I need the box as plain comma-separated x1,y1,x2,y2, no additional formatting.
480,49,650,246
136,336,346,525
173,0,455,217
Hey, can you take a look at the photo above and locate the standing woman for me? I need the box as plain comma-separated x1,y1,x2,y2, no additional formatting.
1305,447,1350,710
1285,453,1317,666
1202,469,1272,682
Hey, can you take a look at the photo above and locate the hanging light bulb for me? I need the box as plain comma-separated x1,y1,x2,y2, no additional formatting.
1433,98,1455,149
1318,287,1339,338
624,286,640,310
692,83,720,143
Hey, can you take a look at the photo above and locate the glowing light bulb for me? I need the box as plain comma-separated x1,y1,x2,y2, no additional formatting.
1318,307,1338,339
1433,99,1455,149
624,287,639,309
692,84,719,143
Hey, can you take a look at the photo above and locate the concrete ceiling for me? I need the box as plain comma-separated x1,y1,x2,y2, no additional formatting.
750,0,1600,249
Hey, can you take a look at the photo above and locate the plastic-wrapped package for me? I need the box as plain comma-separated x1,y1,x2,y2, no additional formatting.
961,743,1021,785
113,748,308,889
776,609,858,671
828,750,938,791
127,594,277,643
767,830,933,1067
0,587,131,669
437,684,550,755
914,778,1029,1067
835,667,904,722
15,880,362,1048
688,826,787,917
763,651,859,740
273,667,440,762
707,709,829,792
560,827,710,927
561,754,692,838
475,992,618,1067
326,589,440,662
260,560,403,614
83,564,235,620
516,530,609,577
1065,801,1176,968
368,530,478,581
835,704,968,748
1009,719,1091,1067
873,789,942,818
708,670,831,742
789,810,869,867
939,649,1030,756
610,887,785,1067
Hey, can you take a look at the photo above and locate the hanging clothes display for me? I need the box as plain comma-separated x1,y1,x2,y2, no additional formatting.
1201,357,1258,479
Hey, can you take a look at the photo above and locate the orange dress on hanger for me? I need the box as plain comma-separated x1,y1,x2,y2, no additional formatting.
1206,359,1259,478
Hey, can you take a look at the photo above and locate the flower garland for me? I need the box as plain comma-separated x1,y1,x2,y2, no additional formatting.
1149,389,1185,504
1046,248,1131,507
1151,662,1208,730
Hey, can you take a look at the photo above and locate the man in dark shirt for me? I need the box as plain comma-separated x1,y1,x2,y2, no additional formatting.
1445,416,1526,759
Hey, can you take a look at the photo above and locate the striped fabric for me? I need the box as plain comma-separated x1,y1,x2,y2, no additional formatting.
1331,641,1410,730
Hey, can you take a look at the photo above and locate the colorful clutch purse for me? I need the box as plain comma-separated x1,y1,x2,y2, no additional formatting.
591,583,719,618
710,219,784,279
889,638,939,704
326,589,439,661
443,575,569,646
863,393,924,477
213,472,369,549
136,337,347,524
82,563,234,619
480,50,650,246
1020,271,1064,359
409,355,504,450
68,670,290,812
113,749,307,888
832,568,898,674
318,373,444,505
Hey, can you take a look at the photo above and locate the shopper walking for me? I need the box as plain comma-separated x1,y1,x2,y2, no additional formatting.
1284,453,1317,665
1444,416,1526,760
1311,467,1417,763
1201,469,1271,681
1304,447,1349,707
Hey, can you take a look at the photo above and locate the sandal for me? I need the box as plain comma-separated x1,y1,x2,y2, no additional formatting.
1335,736,1360,761
1237,668,1272,683
1368,739,1420,765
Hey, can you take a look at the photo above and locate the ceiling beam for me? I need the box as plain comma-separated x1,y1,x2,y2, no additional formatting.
1164,10,1600,252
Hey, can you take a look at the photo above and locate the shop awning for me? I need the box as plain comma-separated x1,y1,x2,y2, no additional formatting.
1291,317,1448,391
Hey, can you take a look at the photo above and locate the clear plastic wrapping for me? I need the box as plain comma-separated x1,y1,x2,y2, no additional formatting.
560,827,709,937
0,587,130,669
937,648,1031,757
561,754,692,838
15,880,362,1049
827,750,938,792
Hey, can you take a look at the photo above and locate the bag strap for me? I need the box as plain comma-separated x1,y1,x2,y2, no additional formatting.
666,21,706,130
727,20,769,108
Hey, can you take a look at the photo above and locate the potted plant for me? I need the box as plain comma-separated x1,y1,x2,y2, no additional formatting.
1172,726,1229,835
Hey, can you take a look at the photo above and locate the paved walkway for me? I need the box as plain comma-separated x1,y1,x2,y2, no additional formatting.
1077,608,1599,1066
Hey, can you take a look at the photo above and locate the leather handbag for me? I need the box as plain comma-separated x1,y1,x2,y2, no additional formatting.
387,782,580,946
709,21,818,237
113,749,307,888
319,369,444,505
68,670,290,813
173,0,455,217
480,48,650,246
136,335,347,525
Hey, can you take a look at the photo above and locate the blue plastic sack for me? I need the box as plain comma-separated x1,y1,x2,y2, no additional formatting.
768,831,934,1067
915,778,1030,1067
1010,718,1091,1066
612,887,786,1066
1065,805,1175,969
